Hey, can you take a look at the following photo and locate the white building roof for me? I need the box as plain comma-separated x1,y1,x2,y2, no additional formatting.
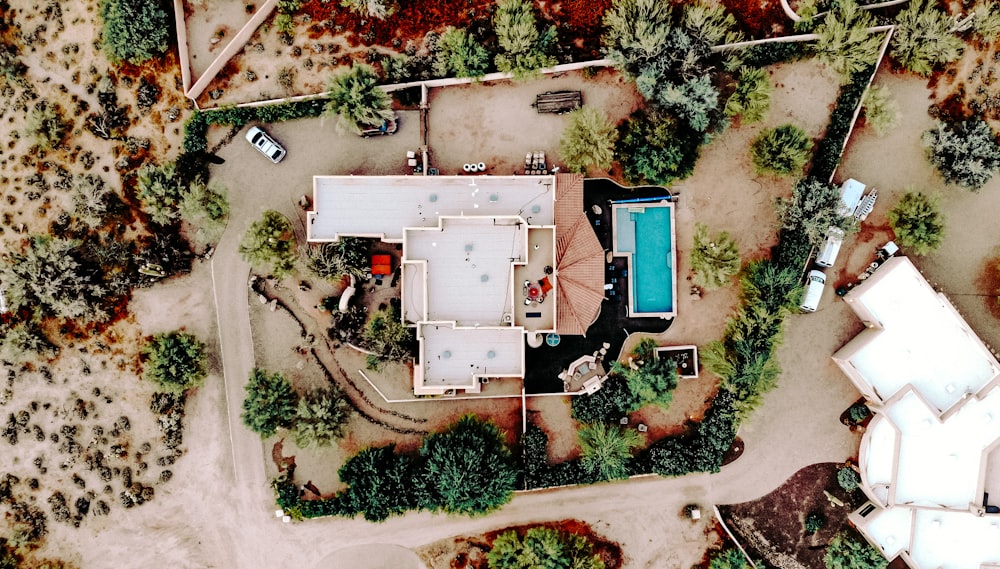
309,175,556,242
418,323,524,387
839,256,1000,569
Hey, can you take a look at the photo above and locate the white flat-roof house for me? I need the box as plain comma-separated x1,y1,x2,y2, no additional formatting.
307,174,605,395
833,256,1000,569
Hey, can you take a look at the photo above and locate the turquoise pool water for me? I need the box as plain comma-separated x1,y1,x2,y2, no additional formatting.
615,206,674,314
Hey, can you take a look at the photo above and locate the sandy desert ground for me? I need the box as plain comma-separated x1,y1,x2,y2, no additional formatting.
6,3,1000,567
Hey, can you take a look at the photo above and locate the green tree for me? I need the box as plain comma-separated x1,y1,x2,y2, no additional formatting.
25,102,68,150
861,85,899,137
419,415,517,515
725,67,772,124
741,260,803,316
305,239,370,281
887,191,945,255
239,210,297,278
493,0,557,79
486,527,605,569
971,2,1000,43
559,107,618,174
824,531,887,569
571,377,639,423
602,0,674,77
923,119,1000,191
435,27,491,79
362,304,416,370
578,422,642,481
691,222,740,290
709,548,747,569
805,511,826,534
340,0,394,19
617,109,705,185
812,0,882,80
640,74,719,132
890,0,963,76
750,124,813,176
292,388,352,447
241,368,299,438
179,181,229,223
0,236,108,321
682,1,740,46
324,65,394,134
142,331,208,393
777,177,854,246
338,445,417,521
99,0,170,64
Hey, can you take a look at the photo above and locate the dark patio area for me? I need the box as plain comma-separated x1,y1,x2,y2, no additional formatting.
524,178,675,394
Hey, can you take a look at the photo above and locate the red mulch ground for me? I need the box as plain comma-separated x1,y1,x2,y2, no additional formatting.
721,0,790,38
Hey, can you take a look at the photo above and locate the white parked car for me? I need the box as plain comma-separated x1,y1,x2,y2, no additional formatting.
245,126,286,163
800,269,827,313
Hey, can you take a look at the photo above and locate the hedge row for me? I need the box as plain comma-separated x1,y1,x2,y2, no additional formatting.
182,98,328,153
810,63,878,182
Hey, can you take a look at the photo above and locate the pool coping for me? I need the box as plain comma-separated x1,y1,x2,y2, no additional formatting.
610,200,677,320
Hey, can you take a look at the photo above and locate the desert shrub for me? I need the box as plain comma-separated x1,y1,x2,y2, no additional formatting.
750,124,813,176
434,27,490,79
99,0,169,64
848,403,870,424
725,66,772,124
142,331,208,393
71,174,117,227
709,548,747,569
861,85,899,137
26,102,68,149
837,467,860,491
0,321,57,361
887,191,945,255
486,527,605,569
890,0,963,76
738,42,807,68
493,0,557,79
691,222,740,290
341,0,394,19
824,530,887,569
323,65,394,134
578,423,642,481
923,119,1000,191
241,368,298,438
805,511,826,534
178,180,229,224
559,107,618,174
239,210,297,278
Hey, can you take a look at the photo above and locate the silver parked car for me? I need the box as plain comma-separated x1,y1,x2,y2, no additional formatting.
245,126,286,163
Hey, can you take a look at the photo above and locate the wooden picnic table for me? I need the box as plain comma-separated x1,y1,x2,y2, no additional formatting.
534,91,582,114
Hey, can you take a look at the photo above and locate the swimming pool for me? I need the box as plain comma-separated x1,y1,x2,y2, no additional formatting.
612,203,676,318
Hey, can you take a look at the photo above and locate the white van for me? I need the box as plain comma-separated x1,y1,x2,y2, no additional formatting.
816,227,845,268
800,270,827,312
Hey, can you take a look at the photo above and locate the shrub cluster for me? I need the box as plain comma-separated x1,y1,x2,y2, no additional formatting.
810,64,877,182
273,415,517,522
182,99,327,154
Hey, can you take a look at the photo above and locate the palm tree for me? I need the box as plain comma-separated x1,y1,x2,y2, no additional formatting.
812,0,882,80
724,66,772,124
292,388,352,447
559,107,618,174
323,65,394,134
690,222,740,290
578,422,643,481
890,0,964,76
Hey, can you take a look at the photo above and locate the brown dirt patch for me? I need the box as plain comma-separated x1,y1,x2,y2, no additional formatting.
721,0,791,39
929,40,1000,131
719,463,863,569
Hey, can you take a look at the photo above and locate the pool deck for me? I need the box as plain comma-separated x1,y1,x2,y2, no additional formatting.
610,201,677,320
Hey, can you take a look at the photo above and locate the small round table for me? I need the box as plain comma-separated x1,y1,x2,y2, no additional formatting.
546,333,561,347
